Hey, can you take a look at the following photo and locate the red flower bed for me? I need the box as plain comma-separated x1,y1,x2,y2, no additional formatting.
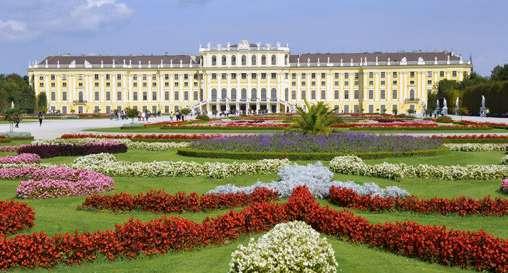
17,142,127,158
432,134,508,140
81,188,278,213
329,187,508,216
0,187,507,272
0,201,35,235
61,133,225,141
332,121,439,129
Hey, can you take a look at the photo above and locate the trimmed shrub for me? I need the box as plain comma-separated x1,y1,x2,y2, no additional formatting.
17,142,127,158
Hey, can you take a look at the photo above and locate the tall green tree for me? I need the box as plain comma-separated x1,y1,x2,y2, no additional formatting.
491,64,508,81
36,92,47,113
0,74,36,114
294,100,337,135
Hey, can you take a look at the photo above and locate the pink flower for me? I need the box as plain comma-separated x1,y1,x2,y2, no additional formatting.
0,153,41,164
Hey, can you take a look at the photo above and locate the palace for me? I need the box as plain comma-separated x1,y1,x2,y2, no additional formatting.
28,40,472,115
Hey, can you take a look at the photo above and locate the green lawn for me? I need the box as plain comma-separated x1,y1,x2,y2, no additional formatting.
1,148,507,273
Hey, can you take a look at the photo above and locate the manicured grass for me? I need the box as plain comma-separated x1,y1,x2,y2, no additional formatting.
2,145,507,273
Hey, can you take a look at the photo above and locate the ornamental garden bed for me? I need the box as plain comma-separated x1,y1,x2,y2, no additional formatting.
183,132,445,160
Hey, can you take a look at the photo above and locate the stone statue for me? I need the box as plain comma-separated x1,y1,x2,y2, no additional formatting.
480,95,487,117
455,97,459,115
441,98,448,115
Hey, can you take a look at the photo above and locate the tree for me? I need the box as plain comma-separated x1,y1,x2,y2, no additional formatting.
294,100,337,135
4,108,22,133
180,108,191,116
36,92,47,113
491,64,508,81
125,108,139,123
0,74,35,114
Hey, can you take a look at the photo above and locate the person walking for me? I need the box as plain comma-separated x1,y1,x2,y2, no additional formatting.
37,112,43,126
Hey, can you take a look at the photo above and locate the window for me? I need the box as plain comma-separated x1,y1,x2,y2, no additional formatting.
231,73,237,80
311,73,316,79
241,73,247,79
354,90,359,99
221,55,227,65
344,105,349,113
184,91,189,100
321,81,326,86
392,90,397,99
51,82,55,87
427,71,433,77
321,90,326,99
271,55,276,65
231,89,237,101
271,73,277,79
164,74,169,80
211,89,217,101
105,74,110,80
117,92,122,101
261,73,266,79
174,91,179,100
117,82,121,87
117,74,122,80
261,55,267,65
410,80,415,85
260,88,267,101
409,89,415,100
410,71,415,78
50,92,56,101
291,90,296,100
211,73,217,80
368,105,374,113
284,88,289,101
440,71,445,77
344,73,349,79
334,90,339,99
193,91,198,100
344,90,349,99
334,81,339,86
251,73,257,79
452,71,457,77
105,82,110,87
241,89,247,101
301,90,306,100
211,56,217,66
62,92,67,101
369,72,374,78
95,92,99,101
392,105,398,114
221,73,227,80
381,72,386,78
381,80,385,86
165,91,170,100
428,80,433,85
133,92,138,101
380,90,386,99
251,88,257,100
152,82,157,87
241,55,247,65
221,88,227,100
270,88,277,100
106,92,111,101
94,74,99,80
143,92,147,101
165,106,169,113
231,55,236,65
133,82,138,87
334,73,339,79
62,82,67,88
368,90,374,100
251,55,257,65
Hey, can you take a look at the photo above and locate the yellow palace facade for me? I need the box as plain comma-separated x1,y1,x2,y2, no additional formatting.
28,40,472,115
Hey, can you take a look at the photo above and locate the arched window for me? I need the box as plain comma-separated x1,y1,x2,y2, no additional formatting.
261,55,267,65
251,55,257,65
271,88,277,101
241,55,247,66
261,88,267,101
284,55,288,65
271,55,276,65
409,89,415,100
221,55,227,65
211,89,217,101
231,55,236,66
241,88,247,100
251,88,257,101
231,88,237,101
211,56,217,66
221,88,227,100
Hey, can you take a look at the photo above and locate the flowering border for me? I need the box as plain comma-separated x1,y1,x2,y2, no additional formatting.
61,133,227,141
0,187,506,273
17,142,127,158
329,187,508,216
0,200,34,235
0,153,41,164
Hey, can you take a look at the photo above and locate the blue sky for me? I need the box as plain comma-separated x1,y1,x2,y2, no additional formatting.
1,0,507,76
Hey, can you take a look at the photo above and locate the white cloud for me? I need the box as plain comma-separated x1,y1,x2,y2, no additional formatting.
0,20,31,41
0,0,133,41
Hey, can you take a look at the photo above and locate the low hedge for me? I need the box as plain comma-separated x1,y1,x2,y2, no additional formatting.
176,147,447,161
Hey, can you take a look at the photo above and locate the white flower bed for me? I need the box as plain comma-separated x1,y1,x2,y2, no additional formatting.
33,138,190,151
444,143,508,152
208,162,409,198
329,156,508,180
229,221,338,273
72,153,289,178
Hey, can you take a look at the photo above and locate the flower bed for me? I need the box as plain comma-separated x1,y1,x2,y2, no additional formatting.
61,133,225,141
329,156,508,180
81,188,277,213
0,166,114,199
208,162,409,199
0,145,19,152
329,187,508,216
0,200,35,235
34,138,190,151
333,120,438,129
72,153,289,178
0,187,506,273
0,153,40,164
17,142,127,158
444,143,508,152
188,132,444,155
434,134,508,143
501,178,508,194
229,221,338,273
160,119,290,130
